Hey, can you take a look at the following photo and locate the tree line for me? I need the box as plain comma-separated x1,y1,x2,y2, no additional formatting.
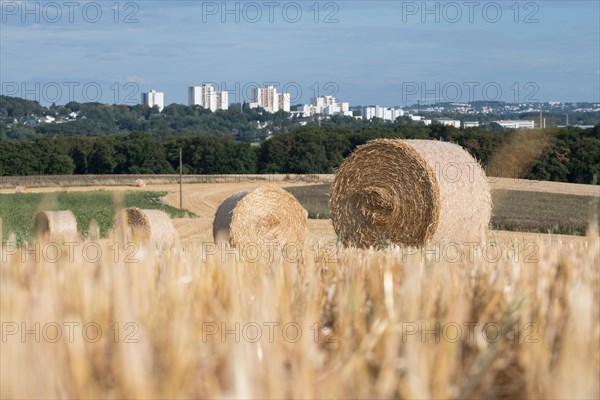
0,96,308,141
1,124,598,184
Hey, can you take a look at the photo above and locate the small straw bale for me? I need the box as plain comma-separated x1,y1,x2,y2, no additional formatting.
34,211,79,241
213,186,308,246
133,179,147,188
113,208,178,247
330,139,491,249
15,186,26,193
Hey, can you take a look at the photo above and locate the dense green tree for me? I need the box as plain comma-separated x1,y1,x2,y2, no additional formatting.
68,137,94,174
44,153,75,175
257,136,289,173
285,129,330,173
113,132,174,174
8,125,37,140
88,139,117,173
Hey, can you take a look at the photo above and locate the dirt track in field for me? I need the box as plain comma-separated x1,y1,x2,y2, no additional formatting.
159,181,337,246
1,178,596,245
2,177,598,197
155,180,593,246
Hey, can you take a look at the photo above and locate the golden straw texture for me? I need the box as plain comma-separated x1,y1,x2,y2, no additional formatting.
113,208,179,247
213,186,308,246
34,210,78,241
330,139,491,248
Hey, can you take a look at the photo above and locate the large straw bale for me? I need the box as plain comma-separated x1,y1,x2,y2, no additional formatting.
15,186,26,193
213,186,308,246
113,208,178,247
330,139,491,248
34,211,79,241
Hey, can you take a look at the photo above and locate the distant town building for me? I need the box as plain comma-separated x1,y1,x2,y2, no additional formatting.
278,92,291,113
189,84,229,111
249,86,290,113
557,124,595,129
215,91,229,111
362,105,404,121
407,114,432,126
435,118,461,128
302,96,352,117
493,120,535,129
141,90,164,111
463,121,480,128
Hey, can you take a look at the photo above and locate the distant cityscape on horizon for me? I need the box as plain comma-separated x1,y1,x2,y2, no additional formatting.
4,91,598,132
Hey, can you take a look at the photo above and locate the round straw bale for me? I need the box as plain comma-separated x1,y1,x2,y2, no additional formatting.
213,186,308,246
330,139,491,248
15,186,26,193
34,211,79,241
134,179,147,188
113,208,178,247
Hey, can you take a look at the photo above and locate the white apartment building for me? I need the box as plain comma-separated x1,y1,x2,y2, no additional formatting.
362,105,404,121
215,91,229,111
408,114,432,125
323,102,350,116
188,85,229,111
141,90,164,111
249,86,290,113
278,92,291,113
436,118,461,128
301,96,352,117
463,121,480,128
494,120,535,129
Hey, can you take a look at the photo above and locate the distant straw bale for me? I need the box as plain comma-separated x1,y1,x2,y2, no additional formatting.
134,179,147,188
330,139,491,248
113,208,178,247
213,186,308,246
15,186,26,193
34,211,79,241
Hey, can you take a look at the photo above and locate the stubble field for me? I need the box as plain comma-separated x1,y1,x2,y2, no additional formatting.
1,177,599,399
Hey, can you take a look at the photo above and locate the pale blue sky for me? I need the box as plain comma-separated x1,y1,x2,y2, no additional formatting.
1,0,599,106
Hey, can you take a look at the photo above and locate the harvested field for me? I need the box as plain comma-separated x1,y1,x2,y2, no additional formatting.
0,191,191,245
2,179,597,244
288,184,600,236
1,178,598,399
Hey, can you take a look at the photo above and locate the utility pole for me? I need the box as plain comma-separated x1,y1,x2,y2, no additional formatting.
179,147,183,209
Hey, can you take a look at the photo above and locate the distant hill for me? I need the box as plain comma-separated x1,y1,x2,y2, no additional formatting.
0,95,45,118
1,95,599,141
